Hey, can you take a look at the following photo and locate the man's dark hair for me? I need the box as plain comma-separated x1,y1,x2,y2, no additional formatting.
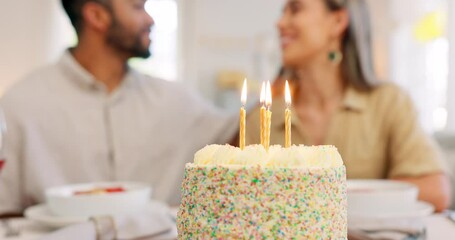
61,0,110,34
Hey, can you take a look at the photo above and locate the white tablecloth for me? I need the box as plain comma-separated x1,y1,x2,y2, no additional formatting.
1,214,455,239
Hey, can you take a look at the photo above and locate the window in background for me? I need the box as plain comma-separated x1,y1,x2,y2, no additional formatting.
389,0,448,133
129,0,178,81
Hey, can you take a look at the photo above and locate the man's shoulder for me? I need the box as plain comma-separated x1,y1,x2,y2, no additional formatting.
131,72,222,115
1,64,60,105
133,72,180,91
132,72,200,101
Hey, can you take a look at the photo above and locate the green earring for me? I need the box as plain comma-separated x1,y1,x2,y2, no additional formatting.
329,51,343,64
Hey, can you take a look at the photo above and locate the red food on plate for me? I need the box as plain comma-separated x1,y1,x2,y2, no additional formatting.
105,187,125,193
74,187,126,195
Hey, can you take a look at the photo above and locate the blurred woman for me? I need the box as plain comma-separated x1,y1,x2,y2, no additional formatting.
246,0,451,211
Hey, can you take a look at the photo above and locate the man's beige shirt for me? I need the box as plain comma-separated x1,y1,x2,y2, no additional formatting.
247,83,447,179
0,52,237,214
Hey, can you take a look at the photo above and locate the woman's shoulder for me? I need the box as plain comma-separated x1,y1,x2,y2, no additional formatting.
367,82,415,119
370,81,406,97
368,81,414,110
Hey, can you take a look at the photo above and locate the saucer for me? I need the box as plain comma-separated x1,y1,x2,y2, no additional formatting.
25,204,87,228
348,201,434,219
25,200,168,228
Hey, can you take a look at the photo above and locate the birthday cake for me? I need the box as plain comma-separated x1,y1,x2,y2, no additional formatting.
177,144,347,239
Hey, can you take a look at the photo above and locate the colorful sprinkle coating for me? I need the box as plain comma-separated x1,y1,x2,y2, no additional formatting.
177,164,347,239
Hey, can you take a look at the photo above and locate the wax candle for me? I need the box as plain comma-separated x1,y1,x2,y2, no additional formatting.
265,81,272,151
239,79,247,150
260,82,266,147
285,80,292,148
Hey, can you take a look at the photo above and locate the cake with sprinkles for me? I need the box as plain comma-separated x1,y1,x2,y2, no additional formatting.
177,144,347,239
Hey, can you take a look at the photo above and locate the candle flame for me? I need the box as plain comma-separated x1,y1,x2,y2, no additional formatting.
260,81,265,105
285,80,291,106
241,78,247,106
266,81,272,107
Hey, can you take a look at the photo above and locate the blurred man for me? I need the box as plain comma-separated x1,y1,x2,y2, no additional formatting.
0,0,236,215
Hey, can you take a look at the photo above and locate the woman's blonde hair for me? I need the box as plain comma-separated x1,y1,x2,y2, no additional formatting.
278,0,380,93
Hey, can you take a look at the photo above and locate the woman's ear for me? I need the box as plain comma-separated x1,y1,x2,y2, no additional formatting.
81,2,112,33
331,9,349,38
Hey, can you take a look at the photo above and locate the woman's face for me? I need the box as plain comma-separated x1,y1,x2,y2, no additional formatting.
277,0,347,68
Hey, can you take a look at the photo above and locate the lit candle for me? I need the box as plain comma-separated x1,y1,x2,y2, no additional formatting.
260,82,266,147
285,80,292,148
265,81,272,151
239,79,247,150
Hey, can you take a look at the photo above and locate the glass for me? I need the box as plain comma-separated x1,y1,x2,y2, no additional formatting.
0,109,6,172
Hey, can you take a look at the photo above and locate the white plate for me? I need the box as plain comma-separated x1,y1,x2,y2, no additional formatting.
46,182,151,217
25,204,87,228
347,179,419,215
349,201,434,219
24,200,168,229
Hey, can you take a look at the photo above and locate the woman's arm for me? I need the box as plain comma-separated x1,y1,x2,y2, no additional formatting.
382,85,452,212
393,173,452,212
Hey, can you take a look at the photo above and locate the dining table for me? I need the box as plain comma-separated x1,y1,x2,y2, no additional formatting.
1,213,455,240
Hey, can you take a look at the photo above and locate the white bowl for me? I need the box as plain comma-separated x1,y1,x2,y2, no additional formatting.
45,182,151,217
347,180,419,217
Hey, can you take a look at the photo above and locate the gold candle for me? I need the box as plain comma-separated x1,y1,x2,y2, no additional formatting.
260,82,266,147
265,81,272,151
239,79,247,150
285,80,292,148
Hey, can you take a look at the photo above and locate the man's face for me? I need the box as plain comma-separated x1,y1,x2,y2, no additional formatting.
105,0,154,58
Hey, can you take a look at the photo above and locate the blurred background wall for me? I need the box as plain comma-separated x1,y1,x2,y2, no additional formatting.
0,0,73,95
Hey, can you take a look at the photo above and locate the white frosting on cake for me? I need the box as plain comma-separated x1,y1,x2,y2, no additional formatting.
194,144,343,168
